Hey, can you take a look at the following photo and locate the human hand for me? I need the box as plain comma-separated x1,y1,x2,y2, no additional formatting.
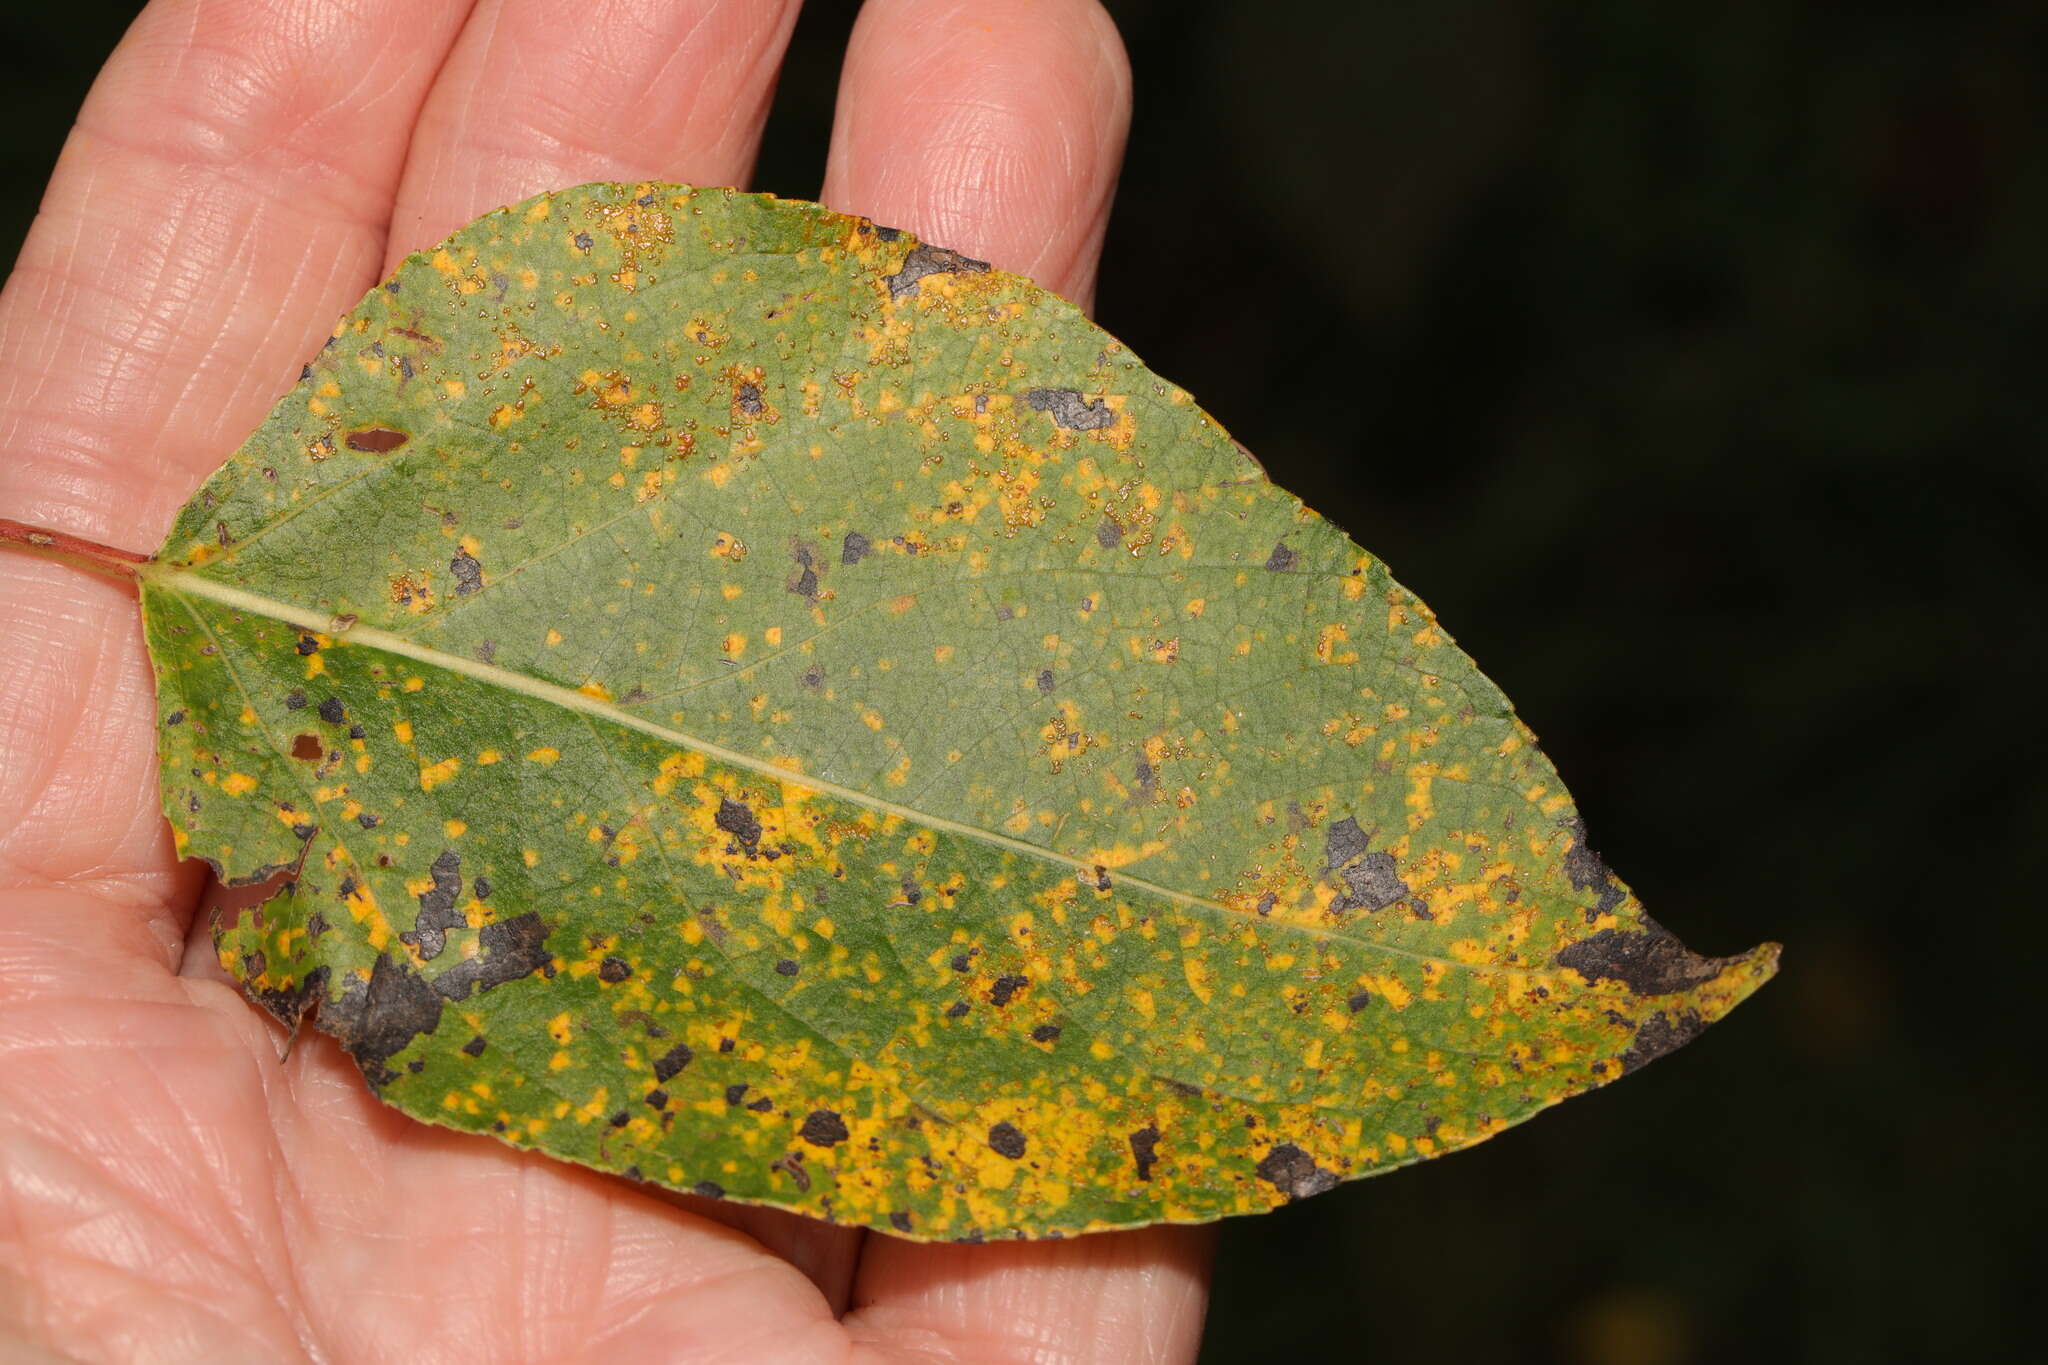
0,2,1213,1360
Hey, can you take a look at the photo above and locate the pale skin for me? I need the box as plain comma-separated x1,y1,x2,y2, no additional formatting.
0,2,1217,1360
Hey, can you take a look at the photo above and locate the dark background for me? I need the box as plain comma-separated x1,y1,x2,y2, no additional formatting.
5,3,2041,1361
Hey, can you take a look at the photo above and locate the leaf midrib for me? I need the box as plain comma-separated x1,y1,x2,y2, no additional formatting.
146,564,1519,975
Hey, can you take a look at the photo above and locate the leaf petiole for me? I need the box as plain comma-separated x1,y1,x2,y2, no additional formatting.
0,516,149,581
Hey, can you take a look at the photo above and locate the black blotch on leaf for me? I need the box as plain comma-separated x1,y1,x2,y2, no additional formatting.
1563,818,1629,919
725,1083,749,1105
888,1211,913,1233
841,531,871,565
356,812,380,829
450,551,483,596
432,913,552,1000
323,954,443,1090
800,1110,850,1148
1621,1010,1709,1073
1025,388,1116,431
284,690,307,710
295,635,319,656
990,974,1028,1007
1555,924,1722,997
987,1121,1027,1159
1096,516,1123,548
653,1043,694,1082
1036,668,1054,695
1031,1024,1061,1043
1265,543,1298,572
317,696,346,725
598,956,632,984
461,1035,487,1057
694,1180,725,1198
736,381,764,416
715,797,762,854
645,1088,668,1109
246,964,329,1034
1347,990,1373,1013
1324,817,1370,869
788,542,820,599
400,849,465,961
775,959,799,977
609,1110,630,1128
949,952,971,972
1129,1125,1160,1181
1255,1143,1340,1201
945,1001,969,1019
883,242,990,299
344,427,409,454
1324,818,1410,914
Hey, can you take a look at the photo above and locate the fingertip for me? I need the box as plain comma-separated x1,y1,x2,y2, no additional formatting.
821,0,1131,312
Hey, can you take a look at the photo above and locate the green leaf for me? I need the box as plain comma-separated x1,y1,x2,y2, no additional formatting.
142,182,1776,1240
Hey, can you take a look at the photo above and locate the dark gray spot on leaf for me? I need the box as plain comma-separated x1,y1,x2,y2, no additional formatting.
990,974,1028,1007
1333,852,1409,914
716,797,762,853
317,696,346,725
883,243,991,299
1555,924,1722,996
888,1211,913,1233
653,1043,694,1082
693,1180,725,1198
450,551,483,596
401,850,464,960
1129,1125,1160,1181
247,964,329,1034
841,530,871,565
1324,817,1370,869
598,956,631,984
432,913,553,1000
988,1121,1027,1159
1620,1009,1709,1073
1096,516,1123,548
1563,819,1628,918
1025,388,1116,431
1255,1143,1340,1201
461,1035,487,1057
800,1109,849,1147
323,954,443,1089
1265,543,1297,572
736,382,764,416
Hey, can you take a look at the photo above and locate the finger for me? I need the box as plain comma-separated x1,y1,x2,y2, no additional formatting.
844,1225,1215,1365
382,0,872,1302
384,0,804,269
0,0,479,549
819,0,1131,312
0,0,476,956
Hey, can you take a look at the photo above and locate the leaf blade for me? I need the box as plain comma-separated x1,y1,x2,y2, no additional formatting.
146,182,1776,1239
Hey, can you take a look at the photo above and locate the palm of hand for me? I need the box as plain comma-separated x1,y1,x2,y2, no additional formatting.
0,3,1211,1361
